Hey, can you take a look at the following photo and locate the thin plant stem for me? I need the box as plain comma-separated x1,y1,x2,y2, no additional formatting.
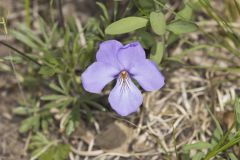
0,41,41,66
25,0,31,27
56,0,65,31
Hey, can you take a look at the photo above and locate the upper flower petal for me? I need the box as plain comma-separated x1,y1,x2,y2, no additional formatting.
81,62,119,94
96,40,123,69
117,41,146,70
130,59,165,91
108,77,143,116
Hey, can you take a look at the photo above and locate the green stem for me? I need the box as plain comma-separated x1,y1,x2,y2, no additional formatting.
56,0,65,31
24,0,30,27
0,41,41,66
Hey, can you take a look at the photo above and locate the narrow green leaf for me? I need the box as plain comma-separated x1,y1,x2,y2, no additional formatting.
19,116,40,133
13,107,32,115
19,25,45,47
192,152,205,160
41,95,67,101
4,55,23,63
96,2,109,22
105,17,148,35
228,152,238,160
49,83,66,94
58,75,68,94
206,106,223,136
167,20,198,34
39,66,56,77
183,142,212,152
150,41,164,64
11,30,38,49
150,11,166,35
234,98,240,128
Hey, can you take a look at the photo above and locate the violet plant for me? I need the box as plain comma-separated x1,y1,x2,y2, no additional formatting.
4,0,240,159
81,40,165,116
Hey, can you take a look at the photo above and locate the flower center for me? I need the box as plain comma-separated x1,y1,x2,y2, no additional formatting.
121,70,128,80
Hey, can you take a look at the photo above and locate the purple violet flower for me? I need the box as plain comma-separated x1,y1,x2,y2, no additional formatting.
81,40,165,116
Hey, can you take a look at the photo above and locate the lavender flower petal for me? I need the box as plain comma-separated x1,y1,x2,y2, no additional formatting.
96,40,122,69
108,77,143,116
81,62,119,93
130,59,165,91
117,41,146,70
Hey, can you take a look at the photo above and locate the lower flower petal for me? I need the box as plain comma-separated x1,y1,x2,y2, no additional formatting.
81,62,119,93
108,77,143,116
130,59,165,91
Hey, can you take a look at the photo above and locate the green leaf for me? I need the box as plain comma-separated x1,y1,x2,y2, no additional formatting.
96,2,109,22
58,75,68,94
3,55,23,63
150,11,166,35
228,152,238,160
29,132,49,149
41,95,68,101
150,41,164,64
49,83,66,94
183,142,212,152
39,144,71,160
137,31,155,48
62,107,80,136
206,106,223,136
19,25,45,47
39,66,56,77
43,53,59,66
41,119,49,132
176,4,193,21
167,20,198,34
234,98,240,128
11,30,38,49
192,152,205,160
13,107,32,115
211,128,222,146
166,33,179,45
105,17,148,35
19,116,40,133
138,0,154,9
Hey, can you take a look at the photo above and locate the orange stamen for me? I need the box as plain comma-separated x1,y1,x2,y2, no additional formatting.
121,71,128,80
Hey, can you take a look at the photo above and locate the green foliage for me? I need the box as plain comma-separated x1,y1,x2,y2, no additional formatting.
183,142,212,152
234,98,240,129
228,152,238,160
105,0,198,64
199,0,240,57
182,100,240,160
176,4,193,21
167,20,198,34
105,17,148,35
6,0,240,159
10,16,105,136
150,41,164,64
96,2,110,25
29,133,70,160
150,11,166,35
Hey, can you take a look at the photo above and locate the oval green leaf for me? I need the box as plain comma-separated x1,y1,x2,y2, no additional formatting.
167,20,198,34
105,17,148,35
176,5,193,21
150,11,166,35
